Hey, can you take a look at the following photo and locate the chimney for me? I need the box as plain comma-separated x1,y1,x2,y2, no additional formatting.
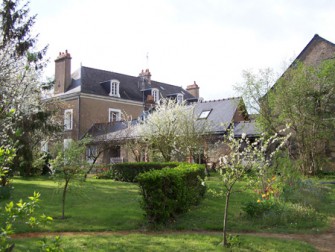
54,50,72,94
138,68,151,89
186,81,200,99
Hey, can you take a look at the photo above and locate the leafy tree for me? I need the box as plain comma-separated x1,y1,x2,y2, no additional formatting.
213,127,289,247
235,60,335,175
0,0,61,176
51,139,89,219
139,99,209,162
234,68,277,132
269,60,335,174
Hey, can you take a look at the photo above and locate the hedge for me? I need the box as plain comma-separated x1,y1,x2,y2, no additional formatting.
96,162,179,182
137,163,206,224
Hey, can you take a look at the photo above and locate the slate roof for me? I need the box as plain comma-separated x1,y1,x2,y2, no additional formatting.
194,97,242,133
86,97,261,141
66,66,196,102
234,121,260,138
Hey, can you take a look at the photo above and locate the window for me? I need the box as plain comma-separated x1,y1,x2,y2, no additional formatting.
109,108,122,122
109,79,120,97
86,145,98,163
151,88,159,103
176,93,184,104
198,109,212,119
64,109,73,130
63,138,72,149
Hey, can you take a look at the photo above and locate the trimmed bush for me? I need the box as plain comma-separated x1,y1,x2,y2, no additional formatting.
137,163,206,224
96,162,179,182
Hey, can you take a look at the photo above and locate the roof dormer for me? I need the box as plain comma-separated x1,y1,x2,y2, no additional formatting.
109,79,120,97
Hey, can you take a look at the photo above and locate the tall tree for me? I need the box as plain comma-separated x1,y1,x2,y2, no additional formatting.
0,0,61,175
269,60,335,174
235,60,335,175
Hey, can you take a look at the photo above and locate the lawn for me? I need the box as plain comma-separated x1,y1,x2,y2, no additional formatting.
1,173,334,251
13,233,316,252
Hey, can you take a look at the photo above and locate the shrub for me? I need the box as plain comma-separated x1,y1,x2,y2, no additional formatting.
242,199,326,228
96,162,179,182
242,200,278,218
137,163,206,224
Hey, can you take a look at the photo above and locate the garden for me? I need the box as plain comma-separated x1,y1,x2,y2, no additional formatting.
1,165,335,251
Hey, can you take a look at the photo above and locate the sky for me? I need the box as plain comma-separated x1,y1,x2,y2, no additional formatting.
29,0,335,101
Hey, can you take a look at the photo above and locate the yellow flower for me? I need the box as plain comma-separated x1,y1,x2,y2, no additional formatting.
262,194,266,198
257,199,261,203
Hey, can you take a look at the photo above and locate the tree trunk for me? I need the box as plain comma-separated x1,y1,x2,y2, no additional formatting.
223,191,231,247
62,179,69,219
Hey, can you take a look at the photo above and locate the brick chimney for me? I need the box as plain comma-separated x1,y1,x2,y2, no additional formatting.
138,69,151,89
54,50,72,94
186,81,200,99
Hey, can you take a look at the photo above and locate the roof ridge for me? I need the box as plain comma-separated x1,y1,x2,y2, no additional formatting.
201,96,241,103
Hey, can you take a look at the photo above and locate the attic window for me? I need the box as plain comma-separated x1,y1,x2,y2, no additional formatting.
176,93,184,104
109,79,120,97
198,109,212,119
152,88,159,103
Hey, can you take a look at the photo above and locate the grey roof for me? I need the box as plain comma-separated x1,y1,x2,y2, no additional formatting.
66,66,196,101
194,97,242,133
86,97,261,142
234,121,261,138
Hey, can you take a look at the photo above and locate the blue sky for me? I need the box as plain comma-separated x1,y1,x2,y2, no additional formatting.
30,0,335,100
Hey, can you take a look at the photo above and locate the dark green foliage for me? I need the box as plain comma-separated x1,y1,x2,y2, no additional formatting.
242,200,279,218
137,163,206,224
96,162,180,182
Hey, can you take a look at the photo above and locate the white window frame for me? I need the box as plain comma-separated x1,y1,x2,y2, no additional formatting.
151,88,159,103
176,93,184,104
198,110,212,119
64,109,73,130
109,79,120,97
108,108,122,122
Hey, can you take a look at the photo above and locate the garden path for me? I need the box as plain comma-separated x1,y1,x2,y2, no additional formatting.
12,219,335,252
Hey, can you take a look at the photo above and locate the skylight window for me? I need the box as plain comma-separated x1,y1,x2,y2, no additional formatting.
198,110,212,119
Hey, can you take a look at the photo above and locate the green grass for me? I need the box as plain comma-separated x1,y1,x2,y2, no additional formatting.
2,173,334,235
6,177,144,232
13,233,316,252
2,174,333,251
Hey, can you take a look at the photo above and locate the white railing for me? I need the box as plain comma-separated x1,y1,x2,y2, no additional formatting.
110,157,124,164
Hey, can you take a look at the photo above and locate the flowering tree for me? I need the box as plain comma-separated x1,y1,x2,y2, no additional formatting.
139,99,210,162
0,0,62,176
215,127,290,247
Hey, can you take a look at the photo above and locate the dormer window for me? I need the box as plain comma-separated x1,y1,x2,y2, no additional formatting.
152,88,159,103
109,79,120,97
176,93,184,104
64,109,73,130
